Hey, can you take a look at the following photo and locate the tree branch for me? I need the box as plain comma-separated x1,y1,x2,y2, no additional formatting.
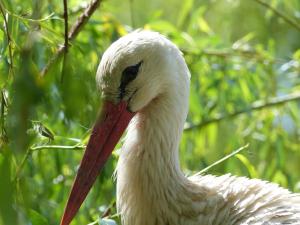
185,91,300,131
202,49,285,63
253,0,300,32
0,2,14,76
61,0,69,82
0,90,8,146
182,48,286,64
63,0,69,53
41,0,103,76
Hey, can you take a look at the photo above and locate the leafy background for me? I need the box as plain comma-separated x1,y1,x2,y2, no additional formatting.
0,0,300,224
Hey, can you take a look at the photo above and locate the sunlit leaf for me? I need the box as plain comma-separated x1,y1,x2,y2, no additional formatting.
28,209,48,225
177,0,194,28
197,17,212,35
235,154,258,178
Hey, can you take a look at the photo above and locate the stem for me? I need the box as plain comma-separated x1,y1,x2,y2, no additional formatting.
185,92,300,131
63,0,69,53
30,144,85,151
253,0,300,32
13,144,85,182
61,0,69,83
0,2,14,77
182,48,286,64
13,148,31,182
4,8,55,22
41,0,103,76
195,144,249,176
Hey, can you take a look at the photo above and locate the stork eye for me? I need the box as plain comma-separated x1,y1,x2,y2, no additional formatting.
119,61,143,99
121,61,143,85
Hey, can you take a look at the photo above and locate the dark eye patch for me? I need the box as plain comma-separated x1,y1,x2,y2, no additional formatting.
119,61,143,99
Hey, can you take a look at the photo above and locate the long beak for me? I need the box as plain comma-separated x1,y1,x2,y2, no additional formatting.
60,101,135,225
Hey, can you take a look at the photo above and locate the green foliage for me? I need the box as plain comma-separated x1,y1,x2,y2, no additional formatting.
0,0,300,224
99,218,118,225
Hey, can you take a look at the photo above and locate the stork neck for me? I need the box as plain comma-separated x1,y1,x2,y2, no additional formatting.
120,88,188,183
116,53,191,224
116,85,190,225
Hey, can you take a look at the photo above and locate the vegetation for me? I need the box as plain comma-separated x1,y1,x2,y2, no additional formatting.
0,0,299,224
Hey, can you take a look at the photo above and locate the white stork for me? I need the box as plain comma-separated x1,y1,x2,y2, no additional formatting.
60,31,300,225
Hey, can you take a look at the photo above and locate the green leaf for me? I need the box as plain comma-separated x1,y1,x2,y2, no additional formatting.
273,170,288,187
28,209,48,225
235,154,258,178
177,0,194,28
293,49,300,60
197,17,212,35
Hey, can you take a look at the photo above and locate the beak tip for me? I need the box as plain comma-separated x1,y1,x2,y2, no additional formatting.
60,214,70,225
60,206,76,225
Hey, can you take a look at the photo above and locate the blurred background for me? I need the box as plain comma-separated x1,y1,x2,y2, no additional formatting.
0,0,300,224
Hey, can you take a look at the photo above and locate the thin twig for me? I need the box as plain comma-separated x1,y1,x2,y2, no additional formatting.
61,0,69,82
63,0,69,53
59,4,88,17
0,90,5,130
185,91,300,131
41,0,103,76
0,2,14,76
101,201,116,218
14,148,31,182
30,144,85,151
4,9,56,22
203,49,285,63
253,0,300,32
194,144,249,176
182,48,286,64
0,90,8,145
13,144,85,182
87,221,98,225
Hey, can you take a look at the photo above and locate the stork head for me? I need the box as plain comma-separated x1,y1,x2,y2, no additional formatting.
60,30,187,225
96,30,183,112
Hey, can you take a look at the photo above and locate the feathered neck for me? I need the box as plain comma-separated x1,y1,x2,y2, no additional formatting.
115,75,198,225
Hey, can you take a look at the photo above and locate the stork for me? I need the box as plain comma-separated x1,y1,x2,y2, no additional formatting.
60,31,300,225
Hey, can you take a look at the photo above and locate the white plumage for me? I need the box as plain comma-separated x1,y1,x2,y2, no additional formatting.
95,30,300,225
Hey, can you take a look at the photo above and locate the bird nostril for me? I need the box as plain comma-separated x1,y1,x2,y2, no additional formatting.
126,105,134,113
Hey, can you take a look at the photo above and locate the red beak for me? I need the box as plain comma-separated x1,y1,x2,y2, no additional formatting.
60,101,135,225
